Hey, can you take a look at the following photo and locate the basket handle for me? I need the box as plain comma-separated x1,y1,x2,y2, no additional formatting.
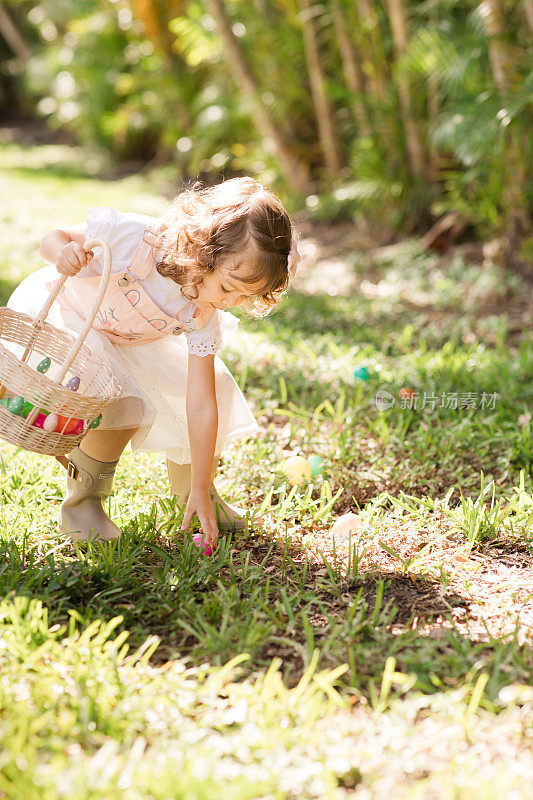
25,238,112,385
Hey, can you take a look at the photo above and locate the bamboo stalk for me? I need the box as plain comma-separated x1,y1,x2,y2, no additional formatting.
478,0,511,93
297,0,343,179
205,0,313,194
427,72,439,183
384,0,425,179
356,0,388,102
478,0,530,246
0,2,32,62
523,0,533,33
331,0,372,138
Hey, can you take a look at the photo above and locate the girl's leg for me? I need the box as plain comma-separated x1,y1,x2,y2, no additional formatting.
79,427,139,461
60,427,139,543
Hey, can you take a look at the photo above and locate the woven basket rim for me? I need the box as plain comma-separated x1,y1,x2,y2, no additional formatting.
0,310,120,403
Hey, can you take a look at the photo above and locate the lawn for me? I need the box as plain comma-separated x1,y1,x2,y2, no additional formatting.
0,132,532,799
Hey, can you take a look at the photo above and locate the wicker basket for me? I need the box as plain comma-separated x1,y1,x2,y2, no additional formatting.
0,238,121,456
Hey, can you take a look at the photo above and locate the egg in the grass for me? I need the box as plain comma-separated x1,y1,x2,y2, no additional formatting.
281,455,312,486
330,513,364,538
307,454,324,476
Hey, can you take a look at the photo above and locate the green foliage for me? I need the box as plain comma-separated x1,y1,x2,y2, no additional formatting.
443,470,533,546
1,0,531,240
21,2,184,159
402,11,533,235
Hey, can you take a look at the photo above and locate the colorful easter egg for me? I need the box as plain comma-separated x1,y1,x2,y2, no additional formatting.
353,366,370,382
43,413,59,432
192,531,212,556
71,419,84,435
20,401,44,419
31,412,48,429
36,357,51,373
281,455,312,486
330,513,364,539
18,400,51,428
399,387,416,401
8,396,24,415
66,375,80,391
55,414,83,435
0,384,6,400
21,400,35,419
307,454,324,477
89,414,102,430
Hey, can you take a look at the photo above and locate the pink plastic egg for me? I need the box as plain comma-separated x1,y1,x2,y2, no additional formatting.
69,418,84,435
192,531,212,556
31,412,48,429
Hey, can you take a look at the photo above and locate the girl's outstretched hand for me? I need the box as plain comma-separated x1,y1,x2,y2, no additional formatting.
180,487,219,551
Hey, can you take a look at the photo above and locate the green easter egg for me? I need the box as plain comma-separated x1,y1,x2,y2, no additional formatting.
36,357,51,374
307,455,324,477
353,366,369,381
21,400,35,419
89,414,102,429
8,396,24,415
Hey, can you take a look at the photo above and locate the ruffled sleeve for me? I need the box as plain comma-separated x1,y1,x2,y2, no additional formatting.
185,308,240,357
84,207,157,277
86,207,118,243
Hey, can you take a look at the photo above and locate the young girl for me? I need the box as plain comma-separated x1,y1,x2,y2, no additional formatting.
7,177,301,550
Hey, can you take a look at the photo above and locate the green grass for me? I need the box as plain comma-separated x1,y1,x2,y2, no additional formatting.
0,138,532,798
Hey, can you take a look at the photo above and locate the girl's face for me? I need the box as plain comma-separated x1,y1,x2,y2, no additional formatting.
194,257,265,311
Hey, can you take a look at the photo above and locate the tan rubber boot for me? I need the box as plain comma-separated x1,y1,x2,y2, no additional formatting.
60,447,122,543
167,457,256,532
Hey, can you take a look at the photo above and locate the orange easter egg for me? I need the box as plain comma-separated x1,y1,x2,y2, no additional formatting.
399,387,415,400
55,414,83,434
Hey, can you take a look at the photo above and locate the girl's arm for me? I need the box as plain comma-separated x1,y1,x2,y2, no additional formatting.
181,353,219,544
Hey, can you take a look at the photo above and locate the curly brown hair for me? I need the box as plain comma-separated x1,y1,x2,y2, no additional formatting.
143,176,297,318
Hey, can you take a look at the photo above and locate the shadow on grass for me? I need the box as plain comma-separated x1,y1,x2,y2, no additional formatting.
6,162,104,183
0,132,108,183
245,289,420,353
0,522,528,703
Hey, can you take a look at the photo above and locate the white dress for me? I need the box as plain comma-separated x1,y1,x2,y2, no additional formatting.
7,207,260,463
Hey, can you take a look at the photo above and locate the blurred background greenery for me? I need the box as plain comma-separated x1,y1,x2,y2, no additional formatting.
0,0,531,262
